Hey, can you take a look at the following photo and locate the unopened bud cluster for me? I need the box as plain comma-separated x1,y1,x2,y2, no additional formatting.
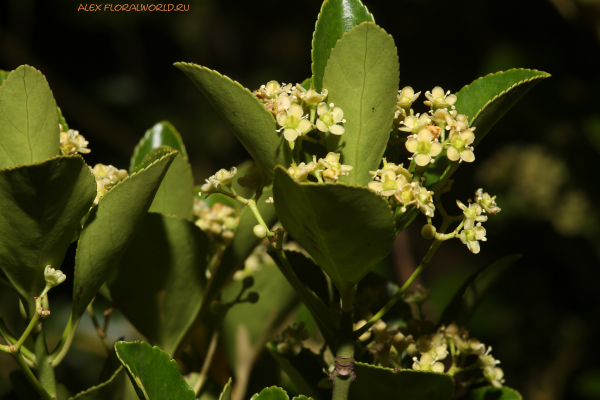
90,164,128,205
193,198,239,245
254,81,346,149
275,322,309,356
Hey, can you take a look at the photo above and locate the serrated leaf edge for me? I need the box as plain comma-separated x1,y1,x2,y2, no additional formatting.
68,366,124,399
174,62,276,125
114,341,195,399
130,120,188,171
310,0,375,90
218,377,233,400
251,385,289,400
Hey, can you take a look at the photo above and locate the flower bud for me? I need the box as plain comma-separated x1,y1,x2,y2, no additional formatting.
421,224,437,239
44,266,66,288
246,292,259,304
242,276,255,289
253,224,268,239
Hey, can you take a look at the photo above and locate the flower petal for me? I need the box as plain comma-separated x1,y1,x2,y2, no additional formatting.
446,146,460,161
316,119,328,132
461,130,475,144
276,112,287,127
415,153,430,166
284,128,299,141
368,181,383,192
430,142,443,157
332,107,344,122
467,240,480,254
405,139,418,153
296,119,313,134
317,102,328,116
461,149,475,163
329,124,345,135
289,104,304,119
417,128,433,142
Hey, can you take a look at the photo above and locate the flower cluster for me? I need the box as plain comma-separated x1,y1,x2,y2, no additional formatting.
200,167,237,195
286,152,353,183
362,320,415,369
254,80,346,148
193,198,239,245
456,189,500,254
60,127,91,155
90,164,128,205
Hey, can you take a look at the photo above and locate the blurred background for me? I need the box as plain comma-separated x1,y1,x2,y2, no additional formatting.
1,0,600,399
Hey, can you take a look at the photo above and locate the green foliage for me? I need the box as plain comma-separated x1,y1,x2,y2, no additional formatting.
175,62,293,178
457,386,522,400
267,343,330,400
109,213,210,356
0,69,10,84
311,0,373,92
251,387,295,400
0,65,59,169
349,362,455,400
71,151,177,324
438,254,521,326
114,341,196,400
218,378,232,400
0,155,96,315
322,22,399,185
273,167,395,298
69,367,128,400
270,250,337,341
131,121,193,220
57,107,69,131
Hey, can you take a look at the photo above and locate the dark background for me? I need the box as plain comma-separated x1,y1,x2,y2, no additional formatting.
1,0,600,399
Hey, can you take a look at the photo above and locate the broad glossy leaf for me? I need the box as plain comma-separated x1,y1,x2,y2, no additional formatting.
0,155,96,315
130,121,188,168
0,69,9,84
130,122,193,220
311,0,373,92
176,187,278,355
219,378,232,400
458,386,522,400
425,69,549,189
322,22,399,186
109,213,210,356
273,167,395,297
270,250,337,340
0,65,59,169
251,387,289,400
267,343,328,400
115,341,196,400
175,62,293,178
71,152,177,323
349,362,454,400
222,264,298,367
70,366,127,400
438,255,521,327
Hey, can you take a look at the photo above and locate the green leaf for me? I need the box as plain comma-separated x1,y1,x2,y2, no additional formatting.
273,167,395,297
0,69,10,84
175,62,293,178
131,146,175,174
0,65,60,169
218,378,232,400
300,78,312,90
293,397,314,400
222,264,298,368
109,213,210,356
71,151,177,324
0,155,96,315
322,22,399,186
130,122,193,220
425,69,550,189
438,255,522,327
349,362,455,400
130,121,188,168
267,343,328,400
458,386,522,400
69,366,128,400
175,187,278,355
251,387,289,400
57,107,69,131
270,250,337,341
311,0,373,92
115,341,196,400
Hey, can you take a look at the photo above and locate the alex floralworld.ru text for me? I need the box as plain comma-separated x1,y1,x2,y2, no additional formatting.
78,4,189,11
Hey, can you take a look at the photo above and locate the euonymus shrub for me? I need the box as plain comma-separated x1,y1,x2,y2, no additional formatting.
0,1,548,399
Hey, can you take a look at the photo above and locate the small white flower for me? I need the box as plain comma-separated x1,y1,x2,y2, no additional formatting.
397,86,421,108
60,129,91,155
459,218,487,254
447,129,475,163
316,102,345,135
368,170,409,197
276,104,313,142
405,128,443,166
424,86,457,109
201,167,237,194
287,161,316,182
474,189,501,214
265,197,274,204
301,88,328,107
398,113,431,134
456,200,488,222
312,153,352,182
44,266,66,288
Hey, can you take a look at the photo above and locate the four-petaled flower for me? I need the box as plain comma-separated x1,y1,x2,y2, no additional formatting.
201,167,237,194
459,218,487,254
60,129,91,155
399,114,431,135
301,88,328,107
276,104,313,142
287,161,316,182
405,128,443,166
447,129,475,163
316,102,345,135
397,86,421,109
456,200,488,222
475,189,501,214
44,266,66,288
395,182,436,217
423,86,457,109
368,170,409,197
313,152,352,182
